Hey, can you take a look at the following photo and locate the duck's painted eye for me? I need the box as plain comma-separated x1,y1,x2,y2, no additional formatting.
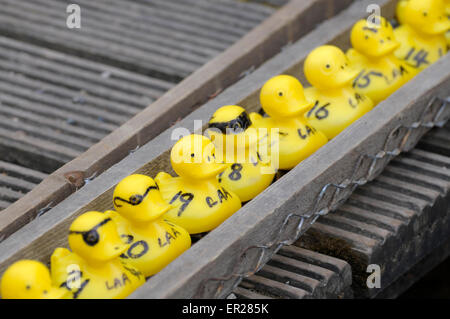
423,12,428,17
387,36,391,40
43,290,48,294
83,230,100,246
26,285,31,290
191,153,195,158
278,92,283,97
129,195,140,204
365,35,369,40
323,63,333,73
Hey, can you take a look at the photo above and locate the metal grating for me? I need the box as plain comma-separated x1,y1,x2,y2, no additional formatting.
416,121,450,158
0,0,274,81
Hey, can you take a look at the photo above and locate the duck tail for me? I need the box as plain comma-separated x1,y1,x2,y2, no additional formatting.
50,247,73,286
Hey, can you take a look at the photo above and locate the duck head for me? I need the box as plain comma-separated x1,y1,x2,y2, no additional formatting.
259,75,313,118
113,174,171,224
396,0,408,25
351,17,400,57
402,0,450,35
304,45,359,90
206,105,257,159
170,134,226,180
0,260,67,299
68,211,128,263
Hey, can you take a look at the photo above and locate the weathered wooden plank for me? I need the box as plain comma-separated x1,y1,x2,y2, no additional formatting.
233,286,273,299
0,0,272,80
234,246,353,299
377,238,450,299
0,160,48,183
0,37,173,96
244,0,289,8
338,203,404,233
0,0,354,241
240,274,309,298
0,35,173,175
0,77,128,128
297,143,450,298
347,193,415,221
417,133,450,158
156,0,275,22
0,102,105,142
0,0,447,300
0,187,24,201
0,175,36,193
0,116,93,151
0,161,47,211
391,156,450,181
381,166,450,194
0,129,78,168
0,200,10,210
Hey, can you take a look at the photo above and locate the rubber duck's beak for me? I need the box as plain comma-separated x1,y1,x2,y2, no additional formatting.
375,40,400,56
140,198,172,221
202,162,227,177
335,67,359,86
98,231,129,260
44,287,70,299
276,97,313,118
429,19,450,34
107,241,129,259
295,100,314,115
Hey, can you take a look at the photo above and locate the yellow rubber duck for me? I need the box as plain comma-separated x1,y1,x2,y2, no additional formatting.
445,0,450,47
156,134,242,234
0,260,68,299
50,211,145,299
347,17,417,104
395,0,408,25
250,75,328,170
303,45,374,139
206,105,276,202
105,174,191,277
394,0,450,71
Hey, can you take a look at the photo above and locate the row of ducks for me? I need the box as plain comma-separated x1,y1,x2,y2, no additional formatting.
1,0,449,299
